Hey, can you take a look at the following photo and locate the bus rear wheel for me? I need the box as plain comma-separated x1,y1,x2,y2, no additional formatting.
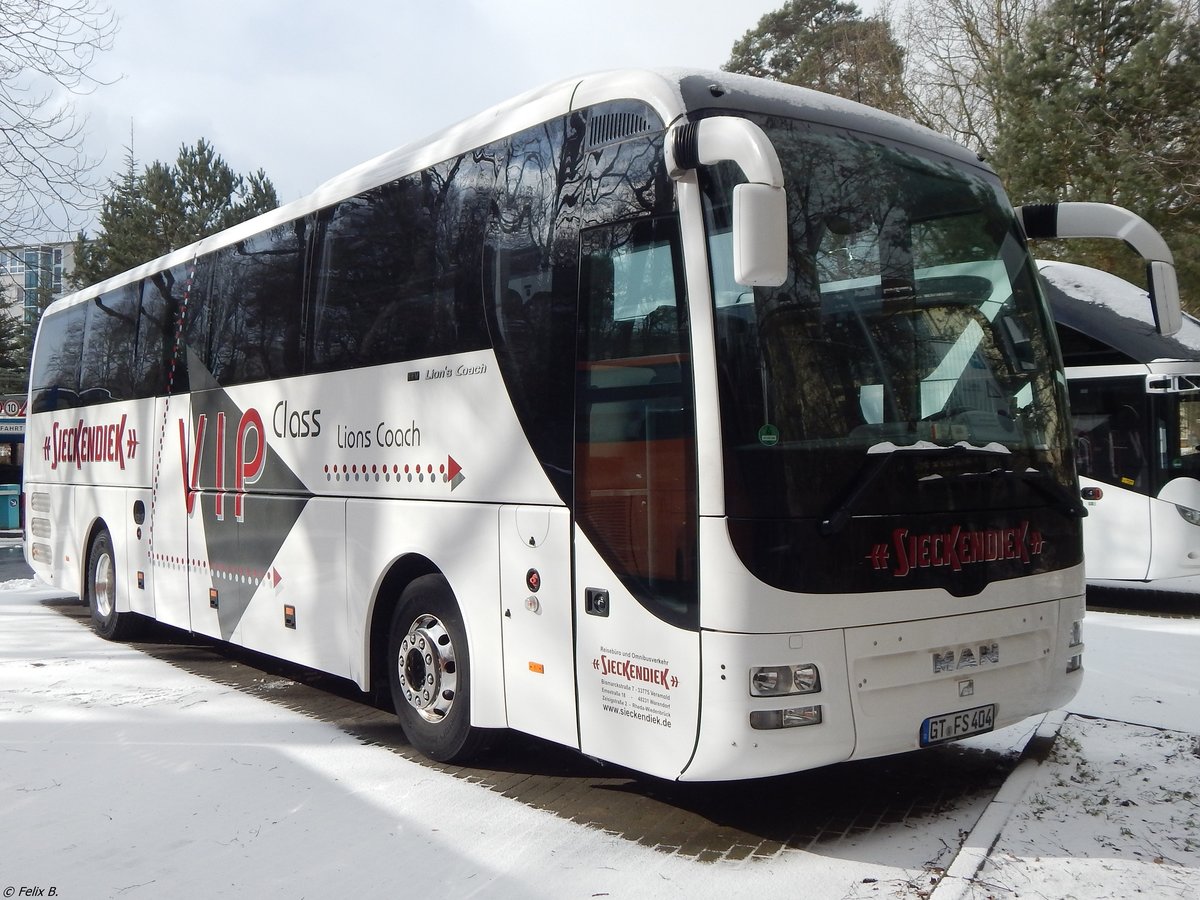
387,574,490,763
86,528,139,641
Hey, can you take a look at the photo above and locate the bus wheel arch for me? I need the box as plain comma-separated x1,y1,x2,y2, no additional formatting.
380,568,493,763
368,553,439,697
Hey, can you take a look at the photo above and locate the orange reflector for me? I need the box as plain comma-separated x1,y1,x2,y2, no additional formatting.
528,662,545,674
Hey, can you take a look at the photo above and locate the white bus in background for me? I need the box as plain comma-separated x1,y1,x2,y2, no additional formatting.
1041,260,1200,589
23,70,1180,781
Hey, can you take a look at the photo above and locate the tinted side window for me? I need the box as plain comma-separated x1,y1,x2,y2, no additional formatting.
145,262,196,395
485,115,583,498
31,303,86,412
35,276,178,411
79,284,141,405
206,221,306,386
1070,377,1151,493
132,279,168,397
486,102,669,501
311,152,494,373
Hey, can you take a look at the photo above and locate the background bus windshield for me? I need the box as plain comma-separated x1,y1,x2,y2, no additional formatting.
701,118,1072,523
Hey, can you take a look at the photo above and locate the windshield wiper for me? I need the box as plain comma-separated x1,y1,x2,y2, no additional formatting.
820,451,895,536
937,466,1087,519
977,467,1088,519
819,442,1013,535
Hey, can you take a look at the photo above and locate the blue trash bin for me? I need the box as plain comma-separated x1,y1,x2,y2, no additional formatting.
0,484,19,530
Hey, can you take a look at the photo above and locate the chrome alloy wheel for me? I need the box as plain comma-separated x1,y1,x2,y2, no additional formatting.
92,547,115,619
397,614,458,723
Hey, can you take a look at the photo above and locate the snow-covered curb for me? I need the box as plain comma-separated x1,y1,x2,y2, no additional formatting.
932,710,1068,899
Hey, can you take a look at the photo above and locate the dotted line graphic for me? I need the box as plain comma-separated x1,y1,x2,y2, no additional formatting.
324,461,452,483
148,552,267,585
147,258,196,563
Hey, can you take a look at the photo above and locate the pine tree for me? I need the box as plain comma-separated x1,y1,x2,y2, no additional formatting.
72,147,153,288
71,138,280,289
992,0,1200,306
0,281,24,395
724,0,914,116
896,0,1041,156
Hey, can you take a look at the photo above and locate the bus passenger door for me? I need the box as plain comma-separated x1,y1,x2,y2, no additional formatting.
571,219,703,780
1070,377,1153,579
147,394,194,631
499,505,577,746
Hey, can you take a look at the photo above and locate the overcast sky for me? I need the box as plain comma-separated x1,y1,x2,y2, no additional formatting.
61,0,785,237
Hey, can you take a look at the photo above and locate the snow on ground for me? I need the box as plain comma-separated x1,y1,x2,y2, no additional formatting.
1071,611,1200,734
0,582,909,898
2,579,1199,899
975,716,1200,900
934,611,1200,900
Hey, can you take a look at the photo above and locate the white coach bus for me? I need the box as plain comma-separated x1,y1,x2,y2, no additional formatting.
1041,260,1200,588
24,70,1180,780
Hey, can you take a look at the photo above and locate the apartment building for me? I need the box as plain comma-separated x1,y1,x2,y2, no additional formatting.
0,240,75,333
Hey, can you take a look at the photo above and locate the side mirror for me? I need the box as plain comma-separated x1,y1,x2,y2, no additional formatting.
1148,259,1183,336
667,116,788,288
733,183,787,286
1017,202,1182,336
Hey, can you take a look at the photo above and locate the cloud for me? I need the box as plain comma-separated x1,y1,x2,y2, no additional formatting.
62,0,778,236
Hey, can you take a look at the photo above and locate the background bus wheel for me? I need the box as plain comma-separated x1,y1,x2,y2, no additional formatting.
387,574,490,763
86,529,139,641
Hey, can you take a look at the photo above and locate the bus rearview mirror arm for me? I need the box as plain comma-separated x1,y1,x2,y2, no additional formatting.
666,117,788,288
1017,202,1183,336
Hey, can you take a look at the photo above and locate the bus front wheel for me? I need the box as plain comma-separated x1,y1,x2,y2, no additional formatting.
86,528,139,641
387,574,490,763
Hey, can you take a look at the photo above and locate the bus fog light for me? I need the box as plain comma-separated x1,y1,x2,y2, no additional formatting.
750,663,821,696
1069,619,1082,648
1066,654,1083,674
750,705,822,730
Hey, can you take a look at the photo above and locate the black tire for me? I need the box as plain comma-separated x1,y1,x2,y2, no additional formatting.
387,574,491,763
85,528,139,641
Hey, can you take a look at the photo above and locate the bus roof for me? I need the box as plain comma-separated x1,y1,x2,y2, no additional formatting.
1040,259,1200,364
54,68,983,313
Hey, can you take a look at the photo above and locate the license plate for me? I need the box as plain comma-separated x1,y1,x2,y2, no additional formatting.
920,703,995,746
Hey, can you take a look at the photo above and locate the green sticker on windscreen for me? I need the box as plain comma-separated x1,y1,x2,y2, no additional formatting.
758,424,780,446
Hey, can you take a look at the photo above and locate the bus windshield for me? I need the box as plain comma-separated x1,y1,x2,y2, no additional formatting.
701,116,1073,522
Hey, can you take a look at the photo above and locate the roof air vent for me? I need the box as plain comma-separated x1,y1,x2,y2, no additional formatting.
587,111,652,149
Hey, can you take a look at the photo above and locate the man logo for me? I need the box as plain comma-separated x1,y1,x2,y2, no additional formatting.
932,642,999,674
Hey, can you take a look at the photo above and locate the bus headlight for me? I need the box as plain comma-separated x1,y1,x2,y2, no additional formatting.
750,705,823,730
1176,503,1200,526
749,663,821,697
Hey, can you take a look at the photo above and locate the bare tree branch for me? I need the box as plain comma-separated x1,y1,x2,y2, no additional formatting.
894,0,1041,156
0,0,116,245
